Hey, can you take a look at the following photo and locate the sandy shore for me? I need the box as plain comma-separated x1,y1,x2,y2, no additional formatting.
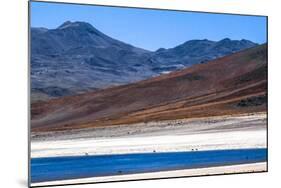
31,162,266,187
31,113,267,158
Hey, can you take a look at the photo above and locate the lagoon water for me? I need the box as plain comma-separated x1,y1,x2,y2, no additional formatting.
31,148,267,183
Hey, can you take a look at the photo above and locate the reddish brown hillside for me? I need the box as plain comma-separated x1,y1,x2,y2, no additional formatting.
31,44,267,132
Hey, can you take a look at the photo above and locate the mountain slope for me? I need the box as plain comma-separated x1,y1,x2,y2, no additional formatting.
31,44,267,132
151,38,256,67
31,21,153,101
31,21,257,102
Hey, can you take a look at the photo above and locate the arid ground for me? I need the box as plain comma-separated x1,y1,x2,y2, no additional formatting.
31,44,267,133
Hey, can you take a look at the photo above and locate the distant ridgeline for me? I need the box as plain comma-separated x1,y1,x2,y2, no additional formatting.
31,21,257,102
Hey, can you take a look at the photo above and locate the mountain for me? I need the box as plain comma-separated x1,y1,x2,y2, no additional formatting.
31,21,153,101
150,38,257,72
31,21,148,55
31,21,258,102
31,44,267,132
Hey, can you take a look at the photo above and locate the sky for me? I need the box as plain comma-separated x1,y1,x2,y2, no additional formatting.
30,1,267,51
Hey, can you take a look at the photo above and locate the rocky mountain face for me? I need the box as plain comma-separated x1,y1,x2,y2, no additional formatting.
31,44,267,132
150,38,257,73
31,21,257,101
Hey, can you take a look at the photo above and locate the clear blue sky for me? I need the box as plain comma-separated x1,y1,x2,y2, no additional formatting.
30,1,267,51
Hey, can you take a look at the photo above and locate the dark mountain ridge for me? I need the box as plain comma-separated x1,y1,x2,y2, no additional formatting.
31,21,149,55
151,38,257,67
31,21,258,102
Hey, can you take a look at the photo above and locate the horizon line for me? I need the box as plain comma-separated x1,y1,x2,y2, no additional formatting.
30,20,264,51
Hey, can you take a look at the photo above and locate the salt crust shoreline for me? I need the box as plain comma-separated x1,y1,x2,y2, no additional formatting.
31,113,267,158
